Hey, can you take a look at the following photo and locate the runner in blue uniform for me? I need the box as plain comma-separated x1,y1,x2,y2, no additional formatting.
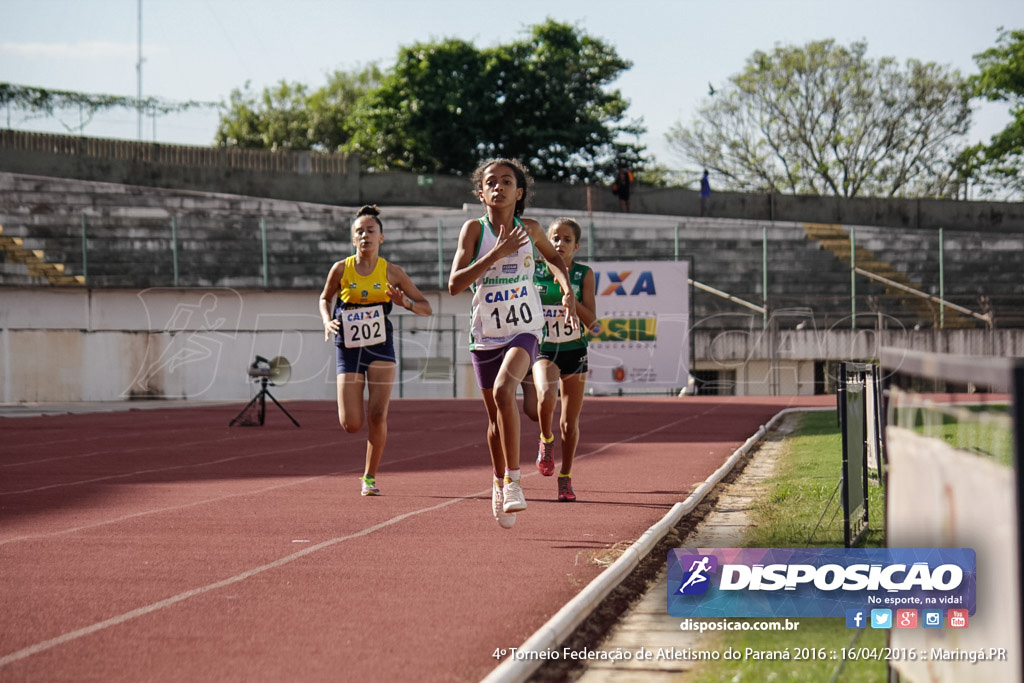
319,205,432,496
448,159,578,528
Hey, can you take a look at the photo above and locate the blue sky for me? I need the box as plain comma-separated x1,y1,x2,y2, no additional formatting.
2,0,1021,174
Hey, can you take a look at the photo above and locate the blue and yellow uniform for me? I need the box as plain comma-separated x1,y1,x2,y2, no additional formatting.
333,256,395,374
535,260,591,375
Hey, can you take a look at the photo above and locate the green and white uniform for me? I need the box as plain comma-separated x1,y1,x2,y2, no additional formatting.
468,216,545,351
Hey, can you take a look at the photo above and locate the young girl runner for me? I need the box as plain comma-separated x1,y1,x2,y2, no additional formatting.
319,205,432,496
530,218,597,502
448,159,578,528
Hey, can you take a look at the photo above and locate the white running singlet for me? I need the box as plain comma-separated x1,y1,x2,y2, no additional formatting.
469,216,544,351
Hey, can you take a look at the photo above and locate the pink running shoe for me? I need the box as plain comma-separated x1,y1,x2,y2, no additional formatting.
536,439,555,477
557,476,576,502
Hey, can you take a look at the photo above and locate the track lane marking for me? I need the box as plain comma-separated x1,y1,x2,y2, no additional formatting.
0,401,732,667
0,495,468,668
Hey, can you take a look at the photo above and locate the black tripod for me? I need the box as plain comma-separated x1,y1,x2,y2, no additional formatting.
229,376,300,427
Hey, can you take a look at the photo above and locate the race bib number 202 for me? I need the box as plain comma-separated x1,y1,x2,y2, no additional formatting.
341,305,386,348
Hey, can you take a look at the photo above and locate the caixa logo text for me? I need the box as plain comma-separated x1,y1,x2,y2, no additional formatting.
717,562,964,592
594,271,656,296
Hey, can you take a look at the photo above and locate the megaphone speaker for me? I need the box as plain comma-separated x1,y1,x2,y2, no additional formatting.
267,356,291,385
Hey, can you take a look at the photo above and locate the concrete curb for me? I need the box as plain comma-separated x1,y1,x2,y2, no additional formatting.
480,406,831,683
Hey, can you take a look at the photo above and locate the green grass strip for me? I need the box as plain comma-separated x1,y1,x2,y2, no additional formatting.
686,410,888,682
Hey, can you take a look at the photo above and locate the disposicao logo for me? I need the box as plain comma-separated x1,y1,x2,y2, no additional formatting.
675,554,718,595
667,548,976,619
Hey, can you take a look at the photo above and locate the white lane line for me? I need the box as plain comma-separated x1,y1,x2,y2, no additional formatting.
0,404,722,667
2,418,481,468
1,404,712,543
1,435,239,468
0,438,480,546
0,495,468,669
0,440,332,497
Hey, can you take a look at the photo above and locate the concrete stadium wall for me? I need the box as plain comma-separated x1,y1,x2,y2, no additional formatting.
3,287,1023,404
6,170,1024,331
0,288,462,404
3,131,1024,232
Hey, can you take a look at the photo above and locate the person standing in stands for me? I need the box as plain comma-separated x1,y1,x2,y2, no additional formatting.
613,166,634,212
700,169,712,217
448,158,578,528
319,205,433,496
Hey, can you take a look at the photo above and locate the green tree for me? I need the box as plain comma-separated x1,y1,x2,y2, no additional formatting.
346,20,642,182
666,40,972,198
966,28,1024,198
345,39,495,173
215,66,381,152
490,20,642,183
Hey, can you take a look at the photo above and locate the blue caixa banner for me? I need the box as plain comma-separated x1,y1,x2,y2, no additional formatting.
667,548,976,618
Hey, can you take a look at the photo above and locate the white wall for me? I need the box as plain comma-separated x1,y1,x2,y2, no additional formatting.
3,288,1021,403
0,288,474,403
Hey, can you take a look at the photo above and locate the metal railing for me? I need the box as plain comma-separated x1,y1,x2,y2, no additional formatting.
3,206,1020,330
0,129,350,174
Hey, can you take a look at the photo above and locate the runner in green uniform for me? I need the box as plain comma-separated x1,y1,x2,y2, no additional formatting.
530,218,597,502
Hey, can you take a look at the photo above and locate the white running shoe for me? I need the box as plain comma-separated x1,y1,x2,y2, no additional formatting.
502,477,527,513
492,478,517,528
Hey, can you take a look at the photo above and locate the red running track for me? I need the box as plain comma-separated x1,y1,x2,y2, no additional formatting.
0,395,833,682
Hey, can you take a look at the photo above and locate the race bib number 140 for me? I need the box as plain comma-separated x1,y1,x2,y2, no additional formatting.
480,283,543,338
483,299,538,337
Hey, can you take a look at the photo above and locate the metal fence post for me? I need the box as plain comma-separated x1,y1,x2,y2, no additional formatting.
437,220,444,290
260,217,268,288
850,226,856,329
171,214,179,286
398,314,405,399
939,227,945,329
451,314,457,398
80,213,88,286
762,226,768,329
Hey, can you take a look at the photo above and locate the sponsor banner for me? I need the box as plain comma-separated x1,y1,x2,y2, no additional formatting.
667,548,976,618
587,261,689,394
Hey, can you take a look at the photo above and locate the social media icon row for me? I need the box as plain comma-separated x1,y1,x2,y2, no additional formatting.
845,608,969,629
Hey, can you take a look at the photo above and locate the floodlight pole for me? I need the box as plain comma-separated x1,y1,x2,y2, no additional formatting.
137,0,143,140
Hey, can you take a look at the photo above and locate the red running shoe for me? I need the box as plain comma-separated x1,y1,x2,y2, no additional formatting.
557,476,576,502
536,438,555,476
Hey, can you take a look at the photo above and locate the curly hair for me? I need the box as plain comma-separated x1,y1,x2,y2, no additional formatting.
470,158,533,217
